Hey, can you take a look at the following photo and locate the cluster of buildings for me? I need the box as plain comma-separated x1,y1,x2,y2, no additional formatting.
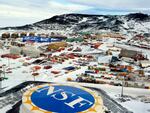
0,31,150,90
128,33,150,49
0,30,150,113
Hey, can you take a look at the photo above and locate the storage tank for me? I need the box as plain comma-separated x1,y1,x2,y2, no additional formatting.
11,33,19,38
29,32,35,37
20,32,27,37
1,33,10,39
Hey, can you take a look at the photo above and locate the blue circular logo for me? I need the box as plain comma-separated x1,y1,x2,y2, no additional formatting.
31,85,95,113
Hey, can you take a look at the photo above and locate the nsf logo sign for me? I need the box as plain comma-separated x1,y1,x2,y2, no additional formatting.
31,85,95,113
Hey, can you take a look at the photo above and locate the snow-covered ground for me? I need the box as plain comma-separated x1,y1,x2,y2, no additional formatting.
0,38,150,113
65,82,150,113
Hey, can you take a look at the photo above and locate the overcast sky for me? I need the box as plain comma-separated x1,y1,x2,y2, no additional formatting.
0,0,150,27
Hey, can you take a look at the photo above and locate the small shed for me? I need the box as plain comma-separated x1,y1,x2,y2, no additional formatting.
63,66,75,71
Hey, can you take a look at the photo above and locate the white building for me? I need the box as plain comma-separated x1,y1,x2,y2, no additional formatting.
22,46,41,58
10,46,22,55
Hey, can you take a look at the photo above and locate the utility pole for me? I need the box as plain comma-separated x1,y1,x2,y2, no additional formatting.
3,65,6,78
0,70,2,89
121,73,127,98
121,76,124,97
34,76,35,81
8,58,10,68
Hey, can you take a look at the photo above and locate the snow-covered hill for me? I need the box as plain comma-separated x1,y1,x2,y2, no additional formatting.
0,13,150,34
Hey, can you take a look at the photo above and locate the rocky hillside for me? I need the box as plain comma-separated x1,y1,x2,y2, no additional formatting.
0,13,150,33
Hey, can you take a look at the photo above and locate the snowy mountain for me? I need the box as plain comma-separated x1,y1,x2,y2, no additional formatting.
0,13,150,33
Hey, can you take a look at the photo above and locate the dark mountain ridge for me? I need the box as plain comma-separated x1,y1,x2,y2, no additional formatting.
0,13,150,33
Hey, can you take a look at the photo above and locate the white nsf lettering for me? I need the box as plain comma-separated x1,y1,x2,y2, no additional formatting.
36,86,62,95
47,86,55,95
50,91,76,101
37,86,93,109
36,87,49,93
51,92,68,100
65,96,93,108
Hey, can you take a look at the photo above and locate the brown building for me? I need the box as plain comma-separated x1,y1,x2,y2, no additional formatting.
119,49,146,61
47,42,67,51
